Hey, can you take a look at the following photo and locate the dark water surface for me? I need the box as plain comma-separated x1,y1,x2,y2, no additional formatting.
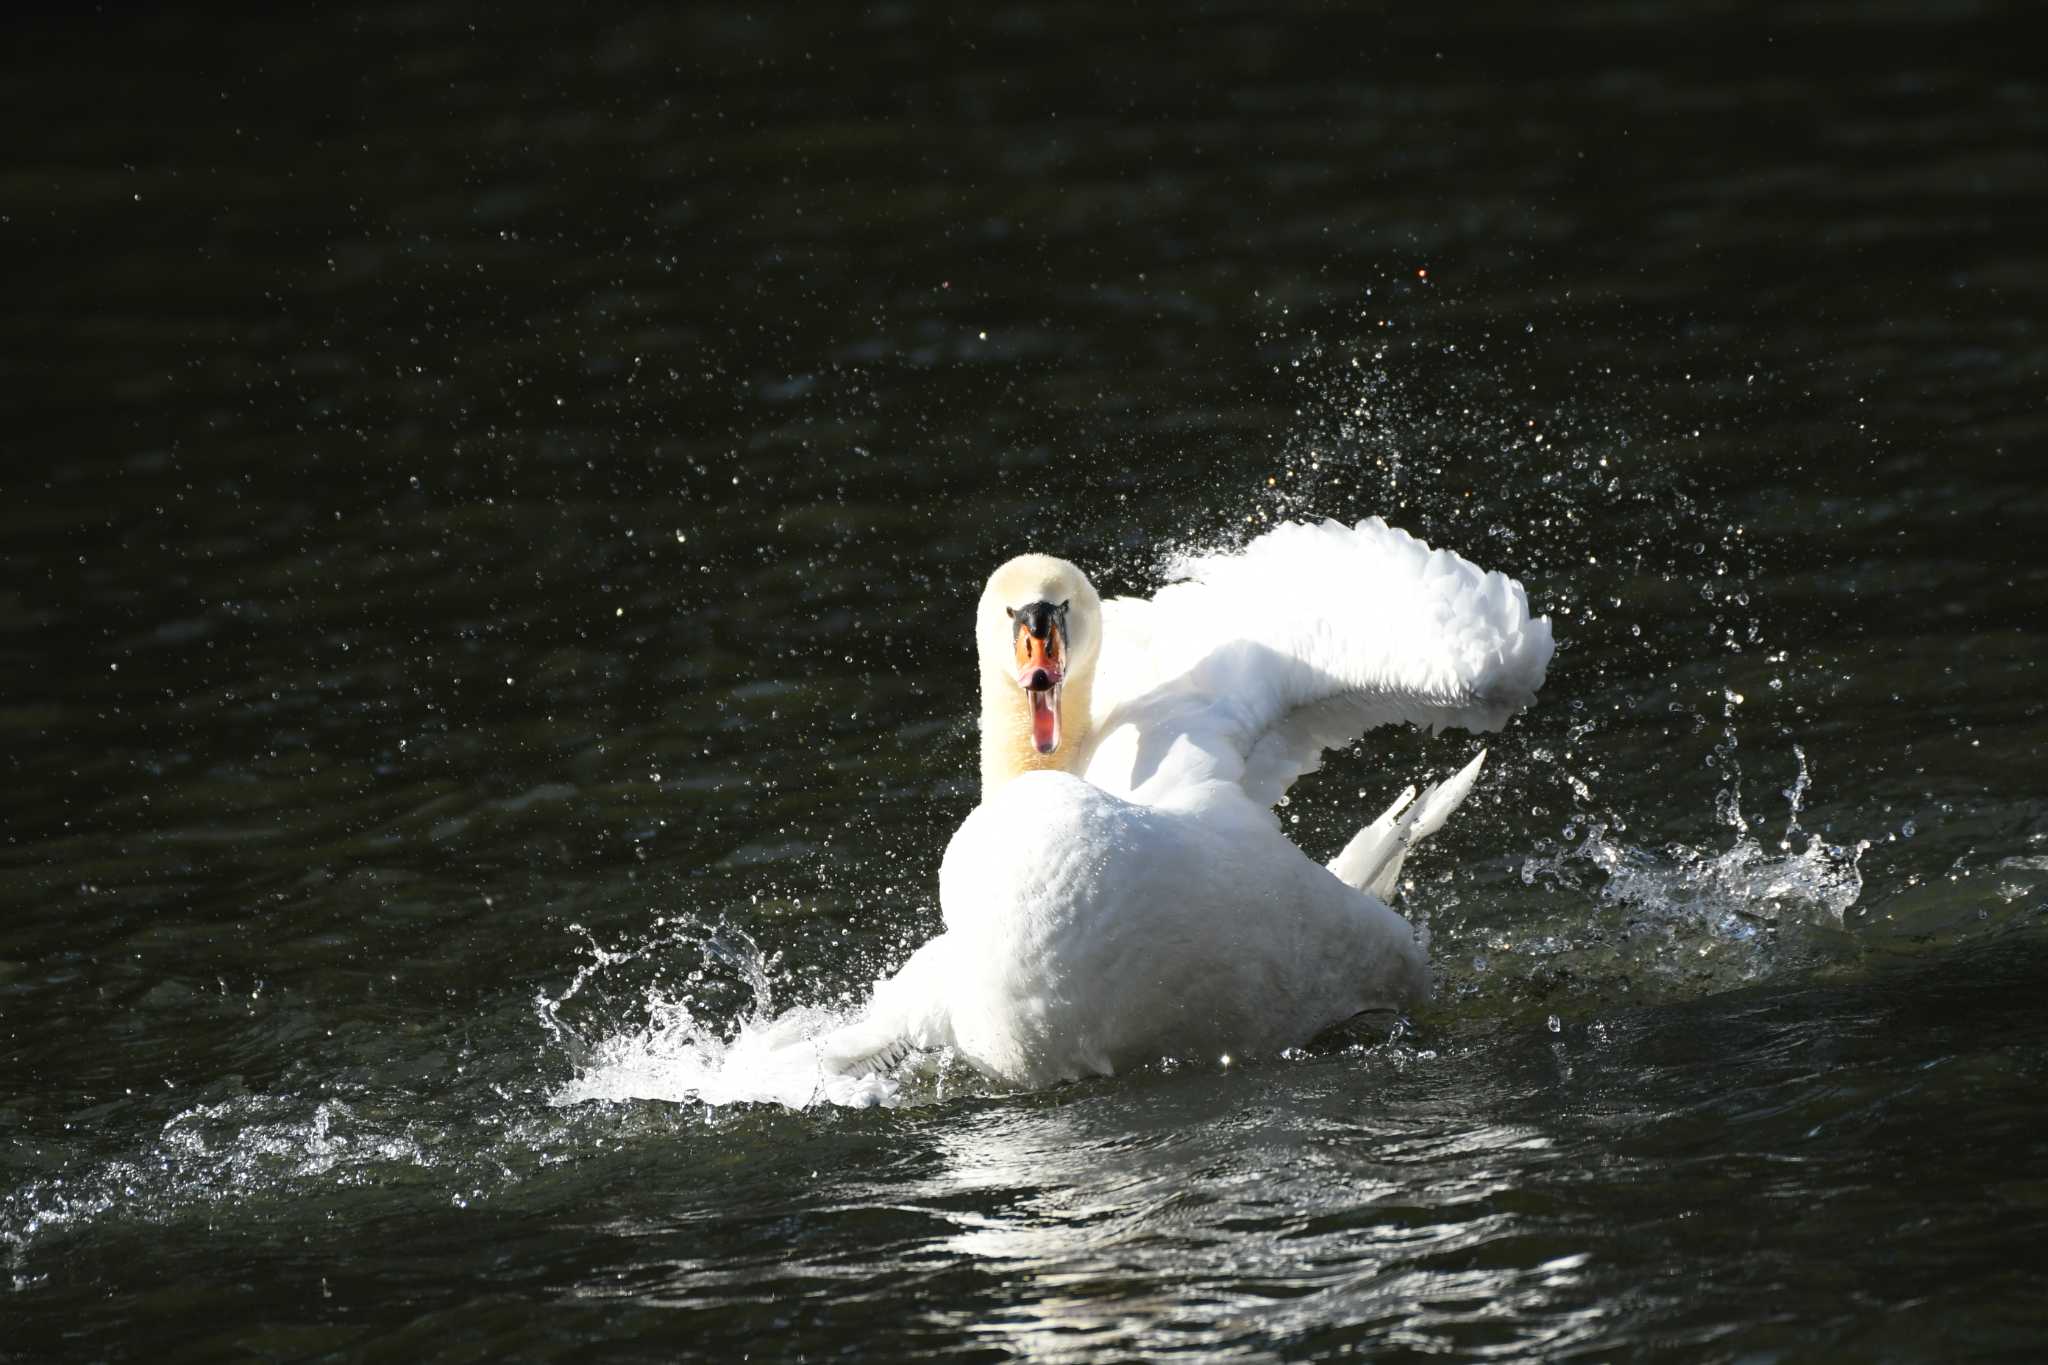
6,2,2047,1359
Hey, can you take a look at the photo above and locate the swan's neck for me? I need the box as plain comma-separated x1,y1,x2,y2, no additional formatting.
979,666,1095,796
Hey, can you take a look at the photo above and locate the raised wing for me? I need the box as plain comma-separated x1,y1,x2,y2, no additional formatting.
1082,517,1552,807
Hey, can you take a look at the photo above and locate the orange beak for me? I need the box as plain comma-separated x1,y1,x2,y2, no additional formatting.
1007,601,1069,754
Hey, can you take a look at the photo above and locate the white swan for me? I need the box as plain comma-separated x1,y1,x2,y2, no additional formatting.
820,516,1553,1091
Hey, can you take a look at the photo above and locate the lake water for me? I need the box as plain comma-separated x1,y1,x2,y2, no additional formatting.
6,2,2046,1359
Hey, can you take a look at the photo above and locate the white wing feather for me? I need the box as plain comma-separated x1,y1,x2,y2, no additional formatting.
1083,517,1552,807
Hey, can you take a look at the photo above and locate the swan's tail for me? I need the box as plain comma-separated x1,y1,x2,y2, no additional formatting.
1327,750,1487,902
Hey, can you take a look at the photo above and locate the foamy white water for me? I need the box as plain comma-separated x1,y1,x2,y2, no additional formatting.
547,999,898,1109
538,925,906,1109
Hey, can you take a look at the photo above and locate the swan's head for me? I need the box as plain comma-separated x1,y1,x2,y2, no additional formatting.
977,553,1102,759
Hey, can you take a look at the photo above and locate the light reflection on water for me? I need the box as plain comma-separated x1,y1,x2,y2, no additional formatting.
897,1080,1602,1358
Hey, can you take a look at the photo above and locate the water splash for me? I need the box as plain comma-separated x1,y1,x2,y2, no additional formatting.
538,922,907,1110
1447,744,1871,1007
1570,745,1863,921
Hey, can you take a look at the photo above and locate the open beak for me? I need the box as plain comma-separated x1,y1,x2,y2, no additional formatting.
1008,600,1069,755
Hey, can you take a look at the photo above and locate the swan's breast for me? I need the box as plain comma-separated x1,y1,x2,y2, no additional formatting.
939,770,1132,942
933,771,1157,1079
930,769,1427,1085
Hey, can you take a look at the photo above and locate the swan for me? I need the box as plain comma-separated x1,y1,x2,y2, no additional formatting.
819,516,1553,1091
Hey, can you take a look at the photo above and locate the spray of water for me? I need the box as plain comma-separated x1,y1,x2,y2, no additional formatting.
536,921,963,1110
1471,742,1870,999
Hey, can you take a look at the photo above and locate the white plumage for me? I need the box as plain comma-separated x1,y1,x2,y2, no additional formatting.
1088,517,1553,806
819,516,1552,1093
